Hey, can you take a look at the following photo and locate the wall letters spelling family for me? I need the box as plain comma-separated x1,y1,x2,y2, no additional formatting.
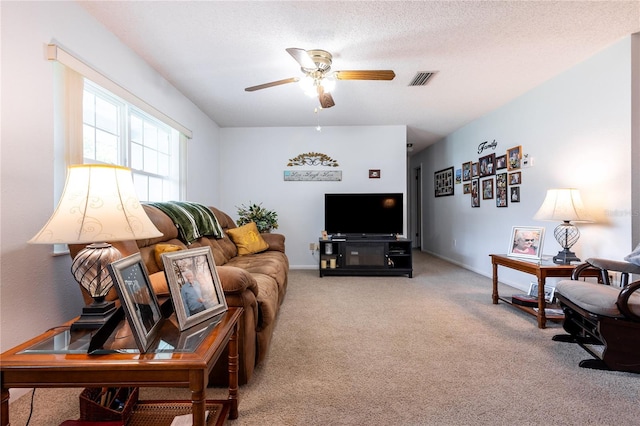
477,139,498,154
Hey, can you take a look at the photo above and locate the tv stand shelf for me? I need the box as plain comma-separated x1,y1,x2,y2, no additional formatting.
319,238,412,278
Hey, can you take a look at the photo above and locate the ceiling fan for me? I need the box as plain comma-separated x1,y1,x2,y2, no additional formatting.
245,48,395,109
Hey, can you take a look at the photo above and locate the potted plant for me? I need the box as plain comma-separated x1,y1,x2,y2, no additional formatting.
236,202,279,233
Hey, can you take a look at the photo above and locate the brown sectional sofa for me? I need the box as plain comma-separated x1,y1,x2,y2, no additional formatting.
69,204,289,385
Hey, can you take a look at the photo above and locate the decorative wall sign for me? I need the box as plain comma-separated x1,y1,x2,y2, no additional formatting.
283,170,342,181
287,152,339,167
434,166,454,197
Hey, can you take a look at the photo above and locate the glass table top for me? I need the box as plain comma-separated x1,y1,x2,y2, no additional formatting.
19,311,225,355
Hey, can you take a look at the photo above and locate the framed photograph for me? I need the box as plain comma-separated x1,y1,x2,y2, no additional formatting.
479,153,496,177
528,282,556,303
369,169,380,179
482,178,494,199
455,168,462,184
509,171,521,185
462,162,472,181
463,183,471,194
496,187,508,207
507,145,522,170
471,179,480,207
434,166,454,197
161,246,228,331
471,162,479,178
108,253,163,353
507,226,545,260
495,154,507,170
510,186,520,203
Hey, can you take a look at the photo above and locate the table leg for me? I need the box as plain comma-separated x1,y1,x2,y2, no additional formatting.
537,274,546,329
191,373,206,426
492,261,499,304
228,321,239,419
1,387,9,426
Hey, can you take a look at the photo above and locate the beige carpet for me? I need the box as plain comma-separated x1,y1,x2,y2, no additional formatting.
7,252,640,425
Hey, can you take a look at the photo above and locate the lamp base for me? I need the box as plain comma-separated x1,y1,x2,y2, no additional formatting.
553,249,581,265
71,299,118,331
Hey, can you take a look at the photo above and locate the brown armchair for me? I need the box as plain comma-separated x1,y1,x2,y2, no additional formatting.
553,258,640,373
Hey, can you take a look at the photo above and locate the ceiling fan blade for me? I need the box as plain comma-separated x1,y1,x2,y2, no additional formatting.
334,70,396,80
318,86,335,109
245,77,299,92
286,47,317,70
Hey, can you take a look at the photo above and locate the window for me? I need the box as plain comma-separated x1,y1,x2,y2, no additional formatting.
82,80,182,202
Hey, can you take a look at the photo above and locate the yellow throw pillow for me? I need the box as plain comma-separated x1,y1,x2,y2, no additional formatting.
226,222,270,255
154,243,183,270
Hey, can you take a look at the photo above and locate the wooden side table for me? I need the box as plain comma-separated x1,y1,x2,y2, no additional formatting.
490,254,598,328
1,307,243,426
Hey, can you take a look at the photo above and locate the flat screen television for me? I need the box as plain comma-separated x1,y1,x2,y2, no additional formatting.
324,193,404,237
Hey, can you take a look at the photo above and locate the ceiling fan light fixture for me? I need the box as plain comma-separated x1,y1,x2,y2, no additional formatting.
322,76,336,93
299,75,317,97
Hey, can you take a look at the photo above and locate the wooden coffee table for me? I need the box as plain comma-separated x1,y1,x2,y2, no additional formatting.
0,307,242,426
490,254,598,328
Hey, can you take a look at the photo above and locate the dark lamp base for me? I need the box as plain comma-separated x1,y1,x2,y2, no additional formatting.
71,299,117,331
553,249,581,265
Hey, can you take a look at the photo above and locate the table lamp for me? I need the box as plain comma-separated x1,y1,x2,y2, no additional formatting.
29,164,163,330
533,188,593,264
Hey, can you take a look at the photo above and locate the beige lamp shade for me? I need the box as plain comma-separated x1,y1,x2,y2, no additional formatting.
533,188,593,223
29,164,163,245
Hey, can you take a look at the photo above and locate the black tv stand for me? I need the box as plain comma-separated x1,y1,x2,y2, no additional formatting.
319,237,412,278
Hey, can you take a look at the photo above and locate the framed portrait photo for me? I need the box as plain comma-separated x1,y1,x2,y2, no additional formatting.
495,154,507,170
507,226,545,260
507,145,522,171
161,246,228,331
108,253,163,353
471,179,480,207
462,162,472,181
482,178,494,199
479,153,496,177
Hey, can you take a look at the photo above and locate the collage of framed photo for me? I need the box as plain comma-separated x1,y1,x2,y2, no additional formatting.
434,166,454,197
455,144,523,209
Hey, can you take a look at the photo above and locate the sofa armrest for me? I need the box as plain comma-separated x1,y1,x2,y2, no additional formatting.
618,279,640,321
216,265,259,297
261,233,285,253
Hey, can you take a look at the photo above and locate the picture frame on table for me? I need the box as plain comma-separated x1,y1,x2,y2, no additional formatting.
108,253,163,353
507,226,545,260
161,246,228,331
528,282,556,303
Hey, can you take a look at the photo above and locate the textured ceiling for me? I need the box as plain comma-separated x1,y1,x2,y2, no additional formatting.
79,1,640,154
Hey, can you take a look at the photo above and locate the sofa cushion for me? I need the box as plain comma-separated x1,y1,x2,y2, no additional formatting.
149,271,170,296
556,280,640,318
154,243,183,270
226,222,269,255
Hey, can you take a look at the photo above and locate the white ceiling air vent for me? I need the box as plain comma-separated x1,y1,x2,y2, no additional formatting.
409,71,437,86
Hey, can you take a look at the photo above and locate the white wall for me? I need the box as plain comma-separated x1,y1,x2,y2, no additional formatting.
0,1,220,357
218,126,407,268
410,36,635,290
